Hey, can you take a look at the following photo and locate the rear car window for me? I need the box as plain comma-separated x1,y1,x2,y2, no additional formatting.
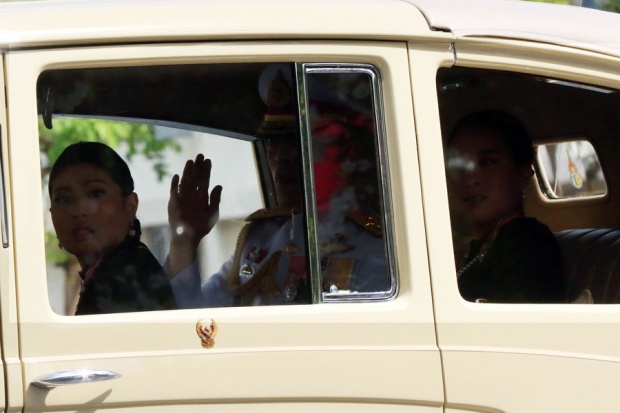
437,66,620,304
536,139,607,199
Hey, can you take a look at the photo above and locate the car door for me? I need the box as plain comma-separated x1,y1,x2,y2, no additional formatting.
0,51,22,413
413,37,620,412
6,41,443,412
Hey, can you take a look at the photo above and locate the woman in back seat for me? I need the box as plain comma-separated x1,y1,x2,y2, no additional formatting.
446,110,563,303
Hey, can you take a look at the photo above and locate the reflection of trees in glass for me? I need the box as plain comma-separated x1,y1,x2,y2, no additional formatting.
526,0,620,12
605,0,620,12
526,0,572,3
40,117,179,180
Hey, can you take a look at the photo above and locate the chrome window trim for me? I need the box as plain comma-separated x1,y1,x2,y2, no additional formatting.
296,63,322,304
302,63,398,303
0,126,8,248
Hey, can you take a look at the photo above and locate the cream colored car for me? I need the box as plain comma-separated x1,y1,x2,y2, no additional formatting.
1,0,620,411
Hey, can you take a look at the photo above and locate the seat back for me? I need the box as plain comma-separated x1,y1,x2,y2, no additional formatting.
555,229,620,304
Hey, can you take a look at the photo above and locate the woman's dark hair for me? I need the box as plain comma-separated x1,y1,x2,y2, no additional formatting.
49,141,134,196
448,110,534,166
48,141,141,238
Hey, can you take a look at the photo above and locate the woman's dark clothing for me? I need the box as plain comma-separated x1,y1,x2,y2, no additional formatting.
75,238,177,315
457,217,563,303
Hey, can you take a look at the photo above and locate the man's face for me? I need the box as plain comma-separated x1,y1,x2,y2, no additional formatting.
265,137,303,208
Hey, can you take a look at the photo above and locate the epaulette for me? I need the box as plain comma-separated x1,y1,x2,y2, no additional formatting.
319,233,354,255
345,207,383,237
246,207,299,221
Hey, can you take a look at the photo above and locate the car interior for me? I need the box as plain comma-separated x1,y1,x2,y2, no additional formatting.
37,62,394,313
36,61,620,311
437,66,620,303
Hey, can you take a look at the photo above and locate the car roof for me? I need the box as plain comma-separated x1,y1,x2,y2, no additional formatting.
407,0,620,58
0,0,619,58
0,0,433,49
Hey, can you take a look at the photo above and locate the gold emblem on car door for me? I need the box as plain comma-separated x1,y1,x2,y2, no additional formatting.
196,318,218,349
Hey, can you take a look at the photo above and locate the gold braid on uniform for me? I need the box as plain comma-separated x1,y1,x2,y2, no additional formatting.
226,207,296,306
345,207,383,237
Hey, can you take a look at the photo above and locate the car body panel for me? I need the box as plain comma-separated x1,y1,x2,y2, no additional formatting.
1,0,620,412
407,0,620,57
416,37,620,413
0,53,9,413
6,40,442,412
0,0,440,49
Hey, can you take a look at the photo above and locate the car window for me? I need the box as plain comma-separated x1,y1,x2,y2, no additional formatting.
536,139,607,199
304,65,393,300
437,66,620,304
38,62,395,315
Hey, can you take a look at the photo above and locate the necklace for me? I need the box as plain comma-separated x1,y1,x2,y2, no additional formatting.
456,213,526,280
457,251,487,279
456,231,495,279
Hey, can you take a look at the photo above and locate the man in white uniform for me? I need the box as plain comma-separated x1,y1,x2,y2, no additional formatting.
166,66,389,308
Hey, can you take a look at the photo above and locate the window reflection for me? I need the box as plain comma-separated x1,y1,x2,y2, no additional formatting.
39,62,394,314
306,69,391,296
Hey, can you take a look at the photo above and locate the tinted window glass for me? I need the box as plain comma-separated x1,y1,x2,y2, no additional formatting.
39,62,394,314
438,67,620,304
304,67,392,298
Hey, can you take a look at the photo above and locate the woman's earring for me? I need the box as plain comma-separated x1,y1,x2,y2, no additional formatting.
129,221,137,238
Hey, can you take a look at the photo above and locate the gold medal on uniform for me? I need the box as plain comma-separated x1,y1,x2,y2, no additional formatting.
282,256,307,302
239,264,255,280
